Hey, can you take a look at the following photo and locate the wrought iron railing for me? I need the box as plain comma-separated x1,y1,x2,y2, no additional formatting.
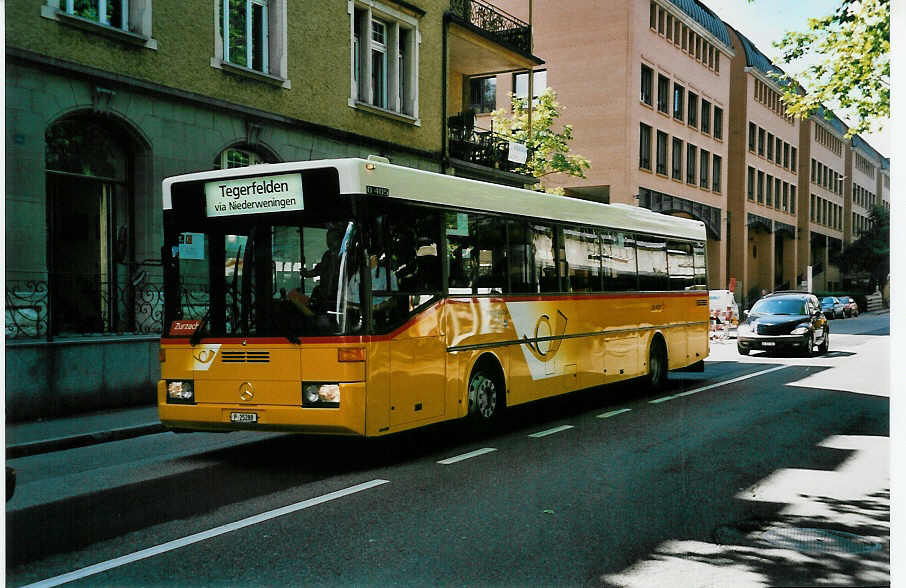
6,273,164,340
448,0,532,55
448,111,529,174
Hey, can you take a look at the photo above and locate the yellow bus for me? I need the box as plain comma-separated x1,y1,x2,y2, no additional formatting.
159,157,709,436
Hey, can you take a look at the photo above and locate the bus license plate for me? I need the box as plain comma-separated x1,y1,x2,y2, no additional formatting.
761,342,776,347
230,412,258,423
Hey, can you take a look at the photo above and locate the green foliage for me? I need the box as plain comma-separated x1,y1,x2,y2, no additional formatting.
491,88,590,193
767,0,889,136
830,205,889,285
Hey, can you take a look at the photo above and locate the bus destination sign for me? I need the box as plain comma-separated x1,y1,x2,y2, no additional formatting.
204,173,304,217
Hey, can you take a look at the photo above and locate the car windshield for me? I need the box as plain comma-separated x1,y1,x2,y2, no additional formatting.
821,297,836,305
751,297,807,316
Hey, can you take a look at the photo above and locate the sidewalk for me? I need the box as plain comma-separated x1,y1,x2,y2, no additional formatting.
6,404,164,459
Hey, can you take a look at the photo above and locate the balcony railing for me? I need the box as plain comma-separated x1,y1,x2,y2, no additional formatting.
448,111,529,174
448,0,532,55
6,272,164,340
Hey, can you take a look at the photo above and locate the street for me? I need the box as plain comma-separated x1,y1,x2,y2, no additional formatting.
7,312,890,587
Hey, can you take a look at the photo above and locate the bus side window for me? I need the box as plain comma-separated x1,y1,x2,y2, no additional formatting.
446,212,506,295
563,226,601,292
507,219,536,293
667,241,695,290
532,223,557,293
602,230,638,292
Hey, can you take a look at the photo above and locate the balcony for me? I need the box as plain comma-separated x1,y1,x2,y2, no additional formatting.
447,0,532,56
448,111,530,178
445,0,542,78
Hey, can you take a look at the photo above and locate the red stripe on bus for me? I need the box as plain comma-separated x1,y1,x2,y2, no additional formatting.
160,292,705,346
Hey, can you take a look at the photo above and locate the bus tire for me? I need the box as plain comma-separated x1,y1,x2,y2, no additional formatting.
647,337,667,392
468,366,502,423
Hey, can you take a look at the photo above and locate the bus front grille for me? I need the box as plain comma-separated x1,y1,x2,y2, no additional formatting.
222,351,271,363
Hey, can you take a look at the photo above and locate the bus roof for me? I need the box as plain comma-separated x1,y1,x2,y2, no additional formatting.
163,158,707,241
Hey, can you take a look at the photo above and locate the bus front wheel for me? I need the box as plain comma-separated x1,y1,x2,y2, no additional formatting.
468,368,501,423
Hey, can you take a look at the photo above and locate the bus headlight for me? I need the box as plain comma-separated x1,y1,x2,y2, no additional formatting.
302,383,340,408
167,380,194,403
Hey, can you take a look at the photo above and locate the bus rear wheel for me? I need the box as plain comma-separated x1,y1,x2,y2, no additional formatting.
468,368,501,423
647,339,667,392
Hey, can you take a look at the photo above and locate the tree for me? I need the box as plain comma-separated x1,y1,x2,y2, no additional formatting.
830,204,889,288
492,88,590,194
767,0,889,136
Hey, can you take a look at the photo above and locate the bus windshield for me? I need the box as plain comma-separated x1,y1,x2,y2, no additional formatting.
163,170,368,339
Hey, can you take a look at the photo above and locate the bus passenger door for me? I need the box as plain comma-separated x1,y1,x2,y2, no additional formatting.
377,206,445,428
389,303,445,426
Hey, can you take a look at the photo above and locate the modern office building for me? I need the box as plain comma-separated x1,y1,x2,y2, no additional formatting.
5,0,541,419
492,0,736,289
725,25,801,299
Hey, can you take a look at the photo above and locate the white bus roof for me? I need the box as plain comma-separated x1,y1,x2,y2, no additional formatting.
163,158,707,241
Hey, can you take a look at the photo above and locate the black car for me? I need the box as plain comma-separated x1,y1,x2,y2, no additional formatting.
737,292,829,356
820,296,845,319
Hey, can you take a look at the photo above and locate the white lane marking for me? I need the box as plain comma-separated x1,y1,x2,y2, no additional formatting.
23,479,390,588
528,425,575,438
436,447,498,465
597,408,632,419
649,365,790,404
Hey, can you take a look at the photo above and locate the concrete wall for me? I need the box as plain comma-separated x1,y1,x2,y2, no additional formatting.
7,337,160,421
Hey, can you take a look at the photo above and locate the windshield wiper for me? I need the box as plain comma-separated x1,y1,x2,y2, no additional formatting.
189,306,211,347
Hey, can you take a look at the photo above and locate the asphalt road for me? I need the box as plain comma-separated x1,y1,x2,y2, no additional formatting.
7,312,890,587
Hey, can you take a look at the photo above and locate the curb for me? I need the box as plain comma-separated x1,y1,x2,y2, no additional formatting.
6,423,167,460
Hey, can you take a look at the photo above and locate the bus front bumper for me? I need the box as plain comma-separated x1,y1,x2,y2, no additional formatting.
158,381,366,436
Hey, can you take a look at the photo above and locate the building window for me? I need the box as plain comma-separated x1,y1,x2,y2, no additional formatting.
639,123,652,170
701,100,711,134
353,3,419,117
221,0,270,72
790,186,796,214
673,83,684,121
687,92,698,128
757,170,764,203
656,130,668,175
649,1,657,29
469,76,496,113
44,115,135,336
713,107,723,140
782,182,789,211
758,127,765,156
712,154,721,192
672,137,683,180
783,143,790,169
657,75,669,114
747,166,755,200
685,144,697,184
766,174,773,206
775,178,782,209
748,122,756,152
61,0,129,29
775,137,782,164
514,69,547,103
219,146,265,169
699,149,709,188
641,64,653,106
766,132,774,161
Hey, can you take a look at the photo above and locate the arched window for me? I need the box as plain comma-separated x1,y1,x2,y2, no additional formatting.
218,146,265,169
46,116,133,335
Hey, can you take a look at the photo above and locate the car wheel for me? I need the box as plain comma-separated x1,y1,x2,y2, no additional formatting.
468,367,501,423
737,344,750,356
818,328,829,354
803,333,815,357
647,338,667,392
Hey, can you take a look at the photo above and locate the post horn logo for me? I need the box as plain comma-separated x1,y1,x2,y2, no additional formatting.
239,382,255,402
523,310,568,362
193,349,217,364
